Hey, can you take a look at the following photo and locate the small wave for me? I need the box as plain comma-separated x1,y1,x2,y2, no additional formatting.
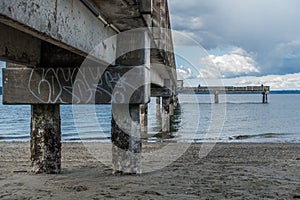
0,135,29,141
225,102,266,105
229,133,286,140
64,136,111,141
180,102,265,105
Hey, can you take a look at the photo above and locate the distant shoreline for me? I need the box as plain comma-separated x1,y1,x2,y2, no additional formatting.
0,86,300,96
178,89,300,94
269,90,300,94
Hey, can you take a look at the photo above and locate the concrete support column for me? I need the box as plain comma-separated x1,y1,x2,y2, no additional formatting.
111,104,141,175
214,91,219,104
162,97,170,132
156,97,161,118
139,104,148,134
173,96,178,108
111,28,150,175
262,91,268,104
169,97,174,116
30,104,61,174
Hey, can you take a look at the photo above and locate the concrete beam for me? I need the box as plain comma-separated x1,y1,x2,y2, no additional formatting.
93,0,146,31
116,30,151,67
2,66,150,104
0,22,88,67
0,0,117,63
150,62,177,98
40,42,86,68
115,29,151,103
0,23,41,66
150,69,164,87
150,63,172,87
151,87,172,97
140,0,152,14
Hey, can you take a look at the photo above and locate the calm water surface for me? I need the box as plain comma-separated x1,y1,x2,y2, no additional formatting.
0,93,299,143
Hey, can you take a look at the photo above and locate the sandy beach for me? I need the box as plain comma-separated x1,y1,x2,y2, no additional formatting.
0,142,299,199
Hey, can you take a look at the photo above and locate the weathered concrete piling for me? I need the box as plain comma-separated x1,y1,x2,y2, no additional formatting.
139,104,148,134
110,29,153,174
30,105,61,174
173,96,178,108
262,90,269,104
111,104,141,174
214,91,219,104
156,97,161,119
169,98,175,116
162,97,170,132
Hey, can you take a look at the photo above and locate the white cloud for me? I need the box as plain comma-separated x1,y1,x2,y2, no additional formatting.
199,48,260,78
176,65,194,79
227,73,300,90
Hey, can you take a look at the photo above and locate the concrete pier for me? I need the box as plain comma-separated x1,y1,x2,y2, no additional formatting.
262,90,269,104
139,104,148,134
156,97,161,119
1,0,177,175
111,104,141,174
178,85,270,104
169,98,175,116
110,29,150,174
173,96,178,108
30,105,61,174
162,97,170,132
214,91,219,104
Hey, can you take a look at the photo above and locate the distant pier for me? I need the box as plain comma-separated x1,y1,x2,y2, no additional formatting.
177,85,270,104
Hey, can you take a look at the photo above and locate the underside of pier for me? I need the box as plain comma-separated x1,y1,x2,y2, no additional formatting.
0,0,177,174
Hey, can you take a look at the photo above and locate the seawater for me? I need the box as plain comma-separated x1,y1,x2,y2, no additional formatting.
0,93,299,143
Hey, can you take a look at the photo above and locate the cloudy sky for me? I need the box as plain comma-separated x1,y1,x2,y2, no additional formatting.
1,1,299,90
169,0,300,89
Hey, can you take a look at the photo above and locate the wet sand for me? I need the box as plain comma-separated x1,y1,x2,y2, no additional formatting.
0,142,299,199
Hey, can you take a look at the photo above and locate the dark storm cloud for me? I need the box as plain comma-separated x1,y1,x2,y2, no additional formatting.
169,0,300,76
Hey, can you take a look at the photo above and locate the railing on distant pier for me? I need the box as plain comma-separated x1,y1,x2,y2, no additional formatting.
177,86,270,94
177,86,270,104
